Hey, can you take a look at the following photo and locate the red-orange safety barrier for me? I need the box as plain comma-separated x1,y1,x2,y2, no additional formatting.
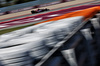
36,6,100,25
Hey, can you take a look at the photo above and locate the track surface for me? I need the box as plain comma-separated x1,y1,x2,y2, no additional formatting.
0,0,97,21
0,4,100,30
0,0,100,31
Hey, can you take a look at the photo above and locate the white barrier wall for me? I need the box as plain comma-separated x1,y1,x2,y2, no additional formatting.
0,16,83,66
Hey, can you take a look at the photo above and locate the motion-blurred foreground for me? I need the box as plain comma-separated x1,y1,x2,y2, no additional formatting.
0,3,100,66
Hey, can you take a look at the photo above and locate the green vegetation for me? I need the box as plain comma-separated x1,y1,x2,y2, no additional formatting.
0,24,35,35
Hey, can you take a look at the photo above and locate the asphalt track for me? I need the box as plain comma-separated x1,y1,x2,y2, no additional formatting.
0,0,99,22
0,0,100,31
0,4,100,30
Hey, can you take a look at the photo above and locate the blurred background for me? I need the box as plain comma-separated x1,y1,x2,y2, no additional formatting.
0,0,36,7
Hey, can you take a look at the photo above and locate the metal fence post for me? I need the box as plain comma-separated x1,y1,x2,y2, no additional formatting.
61,48,78,66
96,13,100,22
90,18,100,54
80,28,96,66
90,18,100,29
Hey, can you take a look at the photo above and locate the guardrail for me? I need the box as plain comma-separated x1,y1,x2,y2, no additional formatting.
35,13,100,66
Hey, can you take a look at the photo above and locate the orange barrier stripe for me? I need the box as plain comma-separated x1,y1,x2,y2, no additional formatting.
36,6,100,25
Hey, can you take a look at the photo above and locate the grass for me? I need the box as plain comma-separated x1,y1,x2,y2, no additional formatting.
0,24,34,35
0,18,49,35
